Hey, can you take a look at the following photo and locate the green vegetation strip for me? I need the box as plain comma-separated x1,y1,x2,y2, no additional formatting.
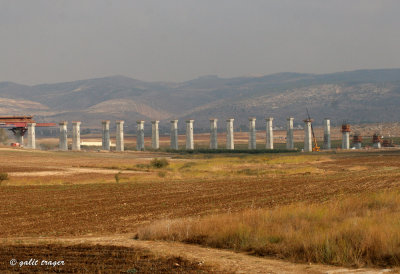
163,148,298,154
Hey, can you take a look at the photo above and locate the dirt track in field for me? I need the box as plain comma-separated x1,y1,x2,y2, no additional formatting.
2,236,393,273
9,167,141,177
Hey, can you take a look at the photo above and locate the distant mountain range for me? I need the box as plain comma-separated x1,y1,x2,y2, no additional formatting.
1,69,400,132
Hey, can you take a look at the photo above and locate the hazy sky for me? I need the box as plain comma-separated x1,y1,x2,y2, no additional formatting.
1,0,400,85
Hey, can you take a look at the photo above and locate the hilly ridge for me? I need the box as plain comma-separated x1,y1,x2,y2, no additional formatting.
1,69,400,131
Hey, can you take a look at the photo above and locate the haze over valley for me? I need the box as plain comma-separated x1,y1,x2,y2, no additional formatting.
1,68,399,131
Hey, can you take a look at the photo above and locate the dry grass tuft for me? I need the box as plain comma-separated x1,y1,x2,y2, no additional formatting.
137,190,400,268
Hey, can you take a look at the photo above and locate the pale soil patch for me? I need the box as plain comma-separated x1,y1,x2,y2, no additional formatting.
347,166,369,171
9,167,142,177
2,235,395,274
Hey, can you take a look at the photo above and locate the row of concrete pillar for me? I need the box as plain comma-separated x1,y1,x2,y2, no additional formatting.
116,117,330,151
24,117,358,152
58,120,125,151
71,118,329,151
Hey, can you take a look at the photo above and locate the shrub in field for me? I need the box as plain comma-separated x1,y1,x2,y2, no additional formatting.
157,171,166,178
150,158,169,169
136,163,150,169
115,172,122,183
236,168,260,176
0,172,8,184
137,190,400,268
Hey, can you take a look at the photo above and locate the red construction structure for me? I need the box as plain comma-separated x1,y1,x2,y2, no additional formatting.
372,133,382,144
0,116,56,145
341,124,351,133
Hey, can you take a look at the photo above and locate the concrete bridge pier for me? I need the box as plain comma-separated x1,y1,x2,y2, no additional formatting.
373,142,381,149
102,120,110,151
151,120,159,149
372,134,382,149
14,129,24,145
286,117,294,149
116,120,124,152
170,120,179,150
342,132,350,149
248,118,256,150
353,134,362,149
341,124,351,150
323,118,331,150
59,121,68,151
304,119,312,152
186,120,194,150
354,142,362,149
136,120,145,151
26,123,36,149
72,121,81,151
226,119,234,150
210,118,218,149
266,117,273,149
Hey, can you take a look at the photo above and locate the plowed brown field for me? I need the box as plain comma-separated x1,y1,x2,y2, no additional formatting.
0,244,210,273
1,148,400,272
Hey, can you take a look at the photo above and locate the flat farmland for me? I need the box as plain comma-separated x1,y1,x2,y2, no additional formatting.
1,147,400,272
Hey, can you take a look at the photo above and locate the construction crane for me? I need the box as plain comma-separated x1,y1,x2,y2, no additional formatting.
306,108,320,152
